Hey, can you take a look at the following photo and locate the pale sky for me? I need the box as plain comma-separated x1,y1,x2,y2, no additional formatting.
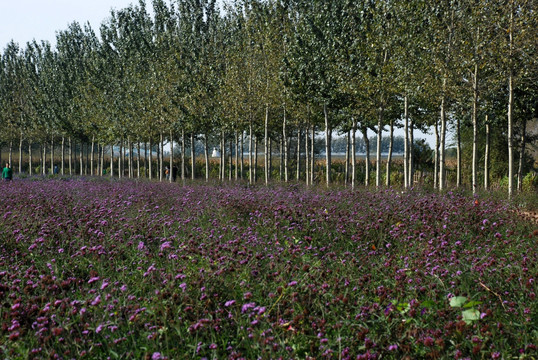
0,0,139,50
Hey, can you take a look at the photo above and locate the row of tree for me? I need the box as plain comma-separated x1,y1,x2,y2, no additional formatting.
0,0,536,195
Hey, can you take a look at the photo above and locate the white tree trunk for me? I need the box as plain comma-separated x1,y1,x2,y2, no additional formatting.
386,120,394,187
484,116,490,190
351,118,357,189
404,96,409,188
324,103,331,187
264,104,269,185
61,136,65,175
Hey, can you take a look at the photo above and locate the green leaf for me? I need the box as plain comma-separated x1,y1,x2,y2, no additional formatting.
462,309,480,324
449,296,467,308
421,300,436,308
463,301,482,308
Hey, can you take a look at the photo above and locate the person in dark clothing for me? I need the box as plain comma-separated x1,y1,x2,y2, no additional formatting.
2,163,13,181
172,166,178,182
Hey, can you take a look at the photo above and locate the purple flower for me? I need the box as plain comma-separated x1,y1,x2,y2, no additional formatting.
152,352,163,360
225,300,236,307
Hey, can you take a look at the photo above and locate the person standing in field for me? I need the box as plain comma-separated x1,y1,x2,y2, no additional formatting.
2,163,12,181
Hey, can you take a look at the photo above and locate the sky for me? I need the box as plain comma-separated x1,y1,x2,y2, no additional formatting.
0,0,438,147
0,0,138,49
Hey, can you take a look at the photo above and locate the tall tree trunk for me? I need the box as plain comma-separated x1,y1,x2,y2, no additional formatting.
404,95,409,188
508,72,514,198
68,137,72,176
169,130,173,183
19,132,23,174
517,117,527,192
352,118,357,189
50,136,54,174
472,63,478,194
221,130,225,181
409,118,414,187
61,136,65,175
159,132,164,182
324,103,331,187
254,136,258,183
264,104,269,185
28,141,32,175
79,142,83,176
362,127,370,187
110,144,114,177
181,131,185,181
305,123,310,186
90,136,95,176
296,127,301,181
127,136,132,179
376,106,384,187
204,134,209,182
283,106,288,182
484,116,490,190
311,125,315,185
9,141,13,170
240,131,244,180
190,133,195,180
235,130,239,181
268,138,272,181
457,116,462,188
137,141,141,178
149,138,153,180
279,137,283,182
229,136,233,181
119,139,123,179
345,130,350,186
439,78,447,191
249,121,253,184
144,142,148,178
101,144,105,176
434,121,440,189
41,142,45,175
386,119,394,187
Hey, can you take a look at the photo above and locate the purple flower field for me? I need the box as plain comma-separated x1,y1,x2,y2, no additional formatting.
0,179,536,359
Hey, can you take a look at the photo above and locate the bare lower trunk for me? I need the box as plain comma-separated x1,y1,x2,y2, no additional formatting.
90,136,95,176
119,139,123,179
204,134,209,182
249,122,253,184
484,116,490,190
434,121,439,189
190,133,195,180
362,127,370,187
240,132,244,180
149,138,153,180
19,133,23,174
457,117,462,188
310,126,314,185
324,103,331,187
254,136,258,183
9,141,13,170
181,130,185,180
376,108,383,187
101,144,105,176
409,119,414,187
28,142,32,175
50,137,54,174
296,128,301,181
439,89,447,191
351,118,357,189
264,105,269,185
170,130,174,183
128,136,133,179
79,143,83,176
404,95,409,188
235,131,239,181
305,123,310,186
42,143,45,175
345,130,350,185
137,141,141,178
68,137,72,175
386,119,394,187
283,106,288,182
159,132,164,182
517,117,527,192
472,63,478,194
229,137,233,181
61,136,65,175
110,144,114,177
